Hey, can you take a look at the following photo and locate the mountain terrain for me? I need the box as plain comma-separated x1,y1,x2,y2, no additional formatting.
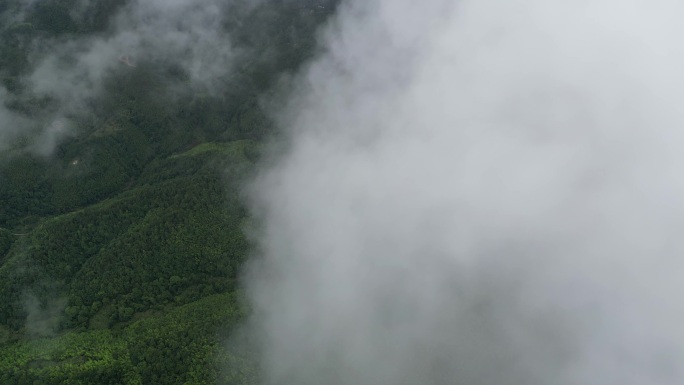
0,1,338,383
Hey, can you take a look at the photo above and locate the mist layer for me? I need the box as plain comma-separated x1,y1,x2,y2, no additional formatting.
0,0,246,154
246,1,684,384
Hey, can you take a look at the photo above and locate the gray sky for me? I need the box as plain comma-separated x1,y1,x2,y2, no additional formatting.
246,0,684,384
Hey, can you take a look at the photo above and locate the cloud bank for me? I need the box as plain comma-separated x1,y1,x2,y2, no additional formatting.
246,0,684,384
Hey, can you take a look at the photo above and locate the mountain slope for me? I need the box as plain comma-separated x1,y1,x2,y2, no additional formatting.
0,1,339,383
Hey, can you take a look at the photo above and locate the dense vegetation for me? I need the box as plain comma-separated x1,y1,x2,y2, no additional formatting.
0,0,337,383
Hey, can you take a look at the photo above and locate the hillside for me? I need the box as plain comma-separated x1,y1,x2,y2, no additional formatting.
0,1,337,383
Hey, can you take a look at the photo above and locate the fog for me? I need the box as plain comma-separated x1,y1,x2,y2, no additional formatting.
245,0,684,384
0,0,244,154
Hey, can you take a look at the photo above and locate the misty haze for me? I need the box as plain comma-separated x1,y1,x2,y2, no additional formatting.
1,0,683,384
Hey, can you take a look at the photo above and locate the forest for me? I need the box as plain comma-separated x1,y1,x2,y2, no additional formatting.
0,0,338,383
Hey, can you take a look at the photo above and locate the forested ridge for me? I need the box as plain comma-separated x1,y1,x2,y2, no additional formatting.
0,0,337,383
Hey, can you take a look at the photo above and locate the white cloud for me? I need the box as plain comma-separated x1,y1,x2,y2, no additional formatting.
246,1,684,384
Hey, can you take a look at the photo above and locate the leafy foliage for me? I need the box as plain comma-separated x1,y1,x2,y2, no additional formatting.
0,292,252,384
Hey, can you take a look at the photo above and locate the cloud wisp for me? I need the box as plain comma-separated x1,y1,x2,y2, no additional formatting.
245,1,684,384
0,0,243,155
